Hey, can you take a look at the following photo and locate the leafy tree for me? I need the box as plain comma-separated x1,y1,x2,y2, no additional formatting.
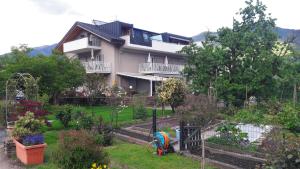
182,0,289,105
2,46,85,103
157,78,186,113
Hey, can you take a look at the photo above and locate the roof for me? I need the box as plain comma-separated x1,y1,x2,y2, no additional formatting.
56,21,125,50
56,20,192,51
161,32,192,42
117,72,167,81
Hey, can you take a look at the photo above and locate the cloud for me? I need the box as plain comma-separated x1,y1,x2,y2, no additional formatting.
30,0,70,15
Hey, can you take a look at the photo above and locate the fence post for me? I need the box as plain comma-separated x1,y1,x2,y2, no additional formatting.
152,108,156,135
201,129,205,169
179,120,185,151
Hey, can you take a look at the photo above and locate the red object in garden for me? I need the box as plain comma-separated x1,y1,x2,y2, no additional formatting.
17,100,49,118
13,139,47,165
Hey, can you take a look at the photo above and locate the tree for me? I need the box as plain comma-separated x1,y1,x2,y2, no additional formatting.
157,78,186,113
2,46,86,103
182,0,288,105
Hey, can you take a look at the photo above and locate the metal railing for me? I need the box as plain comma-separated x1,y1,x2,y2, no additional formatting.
81,61,111,73
139,63,184,74
88,38,101,47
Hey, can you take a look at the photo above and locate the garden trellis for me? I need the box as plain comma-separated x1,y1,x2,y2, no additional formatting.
5,73,38,126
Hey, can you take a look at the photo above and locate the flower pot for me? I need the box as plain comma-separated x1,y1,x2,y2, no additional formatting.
13,139,47,165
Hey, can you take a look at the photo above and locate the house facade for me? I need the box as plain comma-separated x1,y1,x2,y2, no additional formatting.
56,20,191,96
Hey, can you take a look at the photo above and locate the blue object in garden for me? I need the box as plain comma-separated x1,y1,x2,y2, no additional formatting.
22,134,44,146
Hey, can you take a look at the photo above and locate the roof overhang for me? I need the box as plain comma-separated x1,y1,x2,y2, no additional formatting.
117,72,167,81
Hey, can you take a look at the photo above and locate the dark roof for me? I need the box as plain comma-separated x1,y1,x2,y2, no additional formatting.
56,20,191,50
77,21,125,45
161,32,192,42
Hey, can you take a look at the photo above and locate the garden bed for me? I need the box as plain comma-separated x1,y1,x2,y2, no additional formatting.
190,146,266,169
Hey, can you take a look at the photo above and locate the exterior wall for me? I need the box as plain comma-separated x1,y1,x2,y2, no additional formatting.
117,48,185,73
101,40,116,86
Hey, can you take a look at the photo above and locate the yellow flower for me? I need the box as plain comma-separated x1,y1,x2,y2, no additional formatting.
103,165,107,168
92,163,97,168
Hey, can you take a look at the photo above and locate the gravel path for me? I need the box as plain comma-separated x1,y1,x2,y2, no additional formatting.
0,150,24,169
0,129,24,169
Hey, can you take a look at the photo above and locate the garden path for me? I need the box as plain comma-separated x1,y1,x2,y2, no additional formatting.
0,129,24,169
0,150,24,169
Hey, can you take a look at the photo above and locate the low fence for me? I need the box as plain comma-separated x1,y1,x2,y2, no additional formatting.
180,120,282,169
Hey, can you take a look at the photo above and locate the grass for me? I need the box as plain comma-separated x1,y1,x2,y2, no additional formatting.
106,141,215,169
44,105,172,131
33,131,215,169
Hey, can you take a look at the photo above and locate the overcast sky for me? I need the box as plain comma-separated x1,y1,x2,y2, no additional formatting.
0,0,299,54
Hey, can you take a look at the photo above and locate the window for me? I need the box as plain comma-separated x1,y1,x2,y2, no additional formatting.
143,32,150,42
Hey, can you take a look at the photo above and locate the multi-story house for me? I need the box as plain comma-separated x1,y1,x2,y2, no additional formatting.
56,20,191,96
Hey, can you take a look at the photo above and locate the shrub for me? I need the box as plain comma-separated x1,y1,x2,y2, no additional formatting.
132,94,147,120
37,93,50,107
207,124,251,151
232,108,265,124
93,116,113,146
259,99,282,115
277,103,300,132
17,100,49,118
12,112,45,145
52,130,109,169
55,105,72,128
217,124,248,142
73,111,94,130
263,129,300,169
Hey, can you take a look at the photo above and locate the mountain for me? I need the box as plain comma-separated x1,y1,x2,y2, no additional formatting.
28,43,57,56
193,27,300,51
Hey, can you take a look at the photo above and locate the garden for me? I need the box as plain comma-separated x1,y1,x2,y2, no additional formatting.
0,0,300,169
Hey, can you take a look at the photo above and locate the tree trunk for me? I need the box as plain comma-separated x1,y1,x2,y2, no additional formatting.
52,92,59,105
171,104,175,114
293,83,297,107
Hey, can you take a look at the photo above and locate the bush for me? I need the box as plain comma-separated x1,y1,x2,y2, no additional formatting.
93,116,113,146
263,129,300,169
216,123,249,146
12,112,45,145
37,93,50,107
132,94,147,120
55,105,72,128
17,100,49,118
232,108,265,124
52,130,109,169
73,111,94,130
277,103,300,132
259,99,282,115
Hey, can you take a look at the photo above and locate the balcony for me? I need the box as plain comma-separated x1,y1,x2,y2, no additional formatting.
139,63,184,75
81,61,111,73
63,37,101,53
121,35,185,54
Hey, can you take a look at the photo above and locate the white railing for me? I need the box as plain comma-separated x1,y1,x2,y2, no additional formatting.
121,35,185,53
81,61,111,73
139,63,184,74
63,37,101,53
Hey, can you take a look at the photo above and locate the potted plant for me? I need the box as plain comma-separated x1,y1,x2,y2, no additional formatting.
12,111,47,165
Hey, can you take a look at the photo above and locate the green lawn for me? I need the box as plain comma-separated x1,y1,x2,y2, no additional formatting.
34,130,215,169
107,141,215,169
44,105,171,131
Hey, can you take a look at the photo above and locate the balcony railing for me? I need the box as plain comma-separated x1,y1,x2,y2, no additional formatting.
121,35,185,53
139,63,184,75
63,37,101,53
82,61,111,73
